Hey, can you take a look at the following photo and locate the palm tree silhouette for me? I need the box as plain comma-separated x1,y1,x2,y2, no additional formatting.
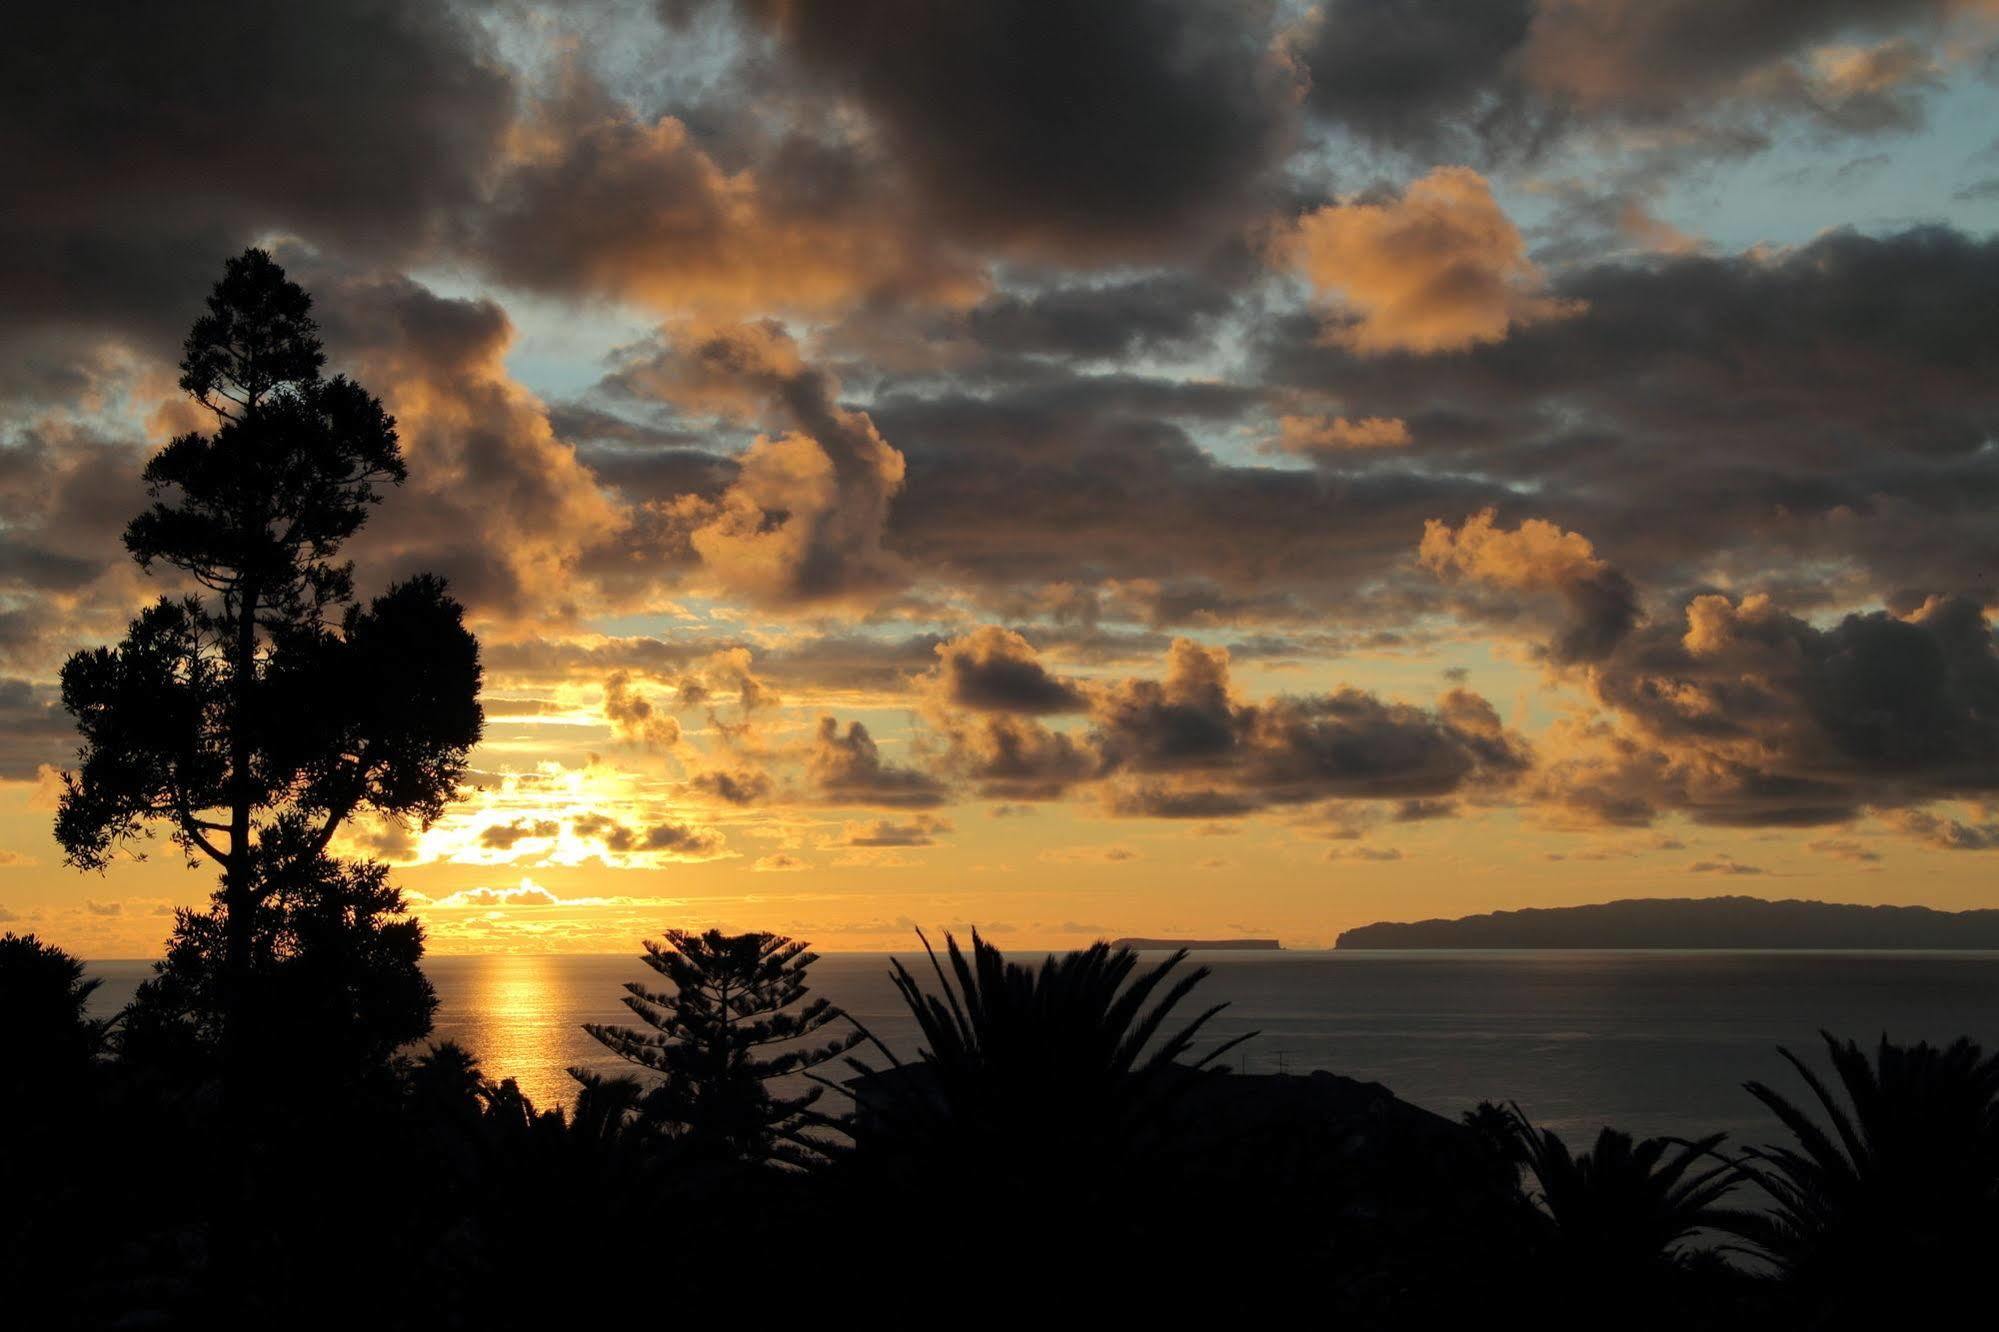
1508,1104,1738,1269
1717,1031,1999,1316
842,929,1254,1165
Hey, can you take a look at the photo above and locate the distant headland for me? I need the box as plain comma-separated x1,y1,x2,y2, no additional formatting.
1112,937,1282,951
1335,896,1999,950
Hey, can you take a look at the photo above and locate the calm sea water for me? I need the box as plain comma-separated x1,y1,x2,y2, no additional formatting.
85,950,1999,1146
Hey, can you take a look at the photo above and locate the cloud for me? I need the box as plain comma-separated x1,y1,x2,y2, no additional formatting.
0,678,78,781
740,0,1300,262
1039,845,1142,864
1421,508,1640,662
808,717,949,808
1283,167,1583,354
429,883,563,909
1530,591,1999,830
1087,639,1531,810
478,85,981,317
922,636,1530,817
1518,0,1965,128
835,815,954,848
602,671,681,748
1263,225,1999,612
930,626,1087,714
1807,837,1883,862
943,714,1099,801
673,648,778,712
1275,415,1413,456
1290,0,1980,164
618,322,908,606
688,766,775,806
1688,856,1766,875
1883,807,1999,850
316,270,625,622
477,819,561,851
1327,845,1405,862
1294,0,1540,156
0,1,512,378
752,853,808,872
570,813,729,861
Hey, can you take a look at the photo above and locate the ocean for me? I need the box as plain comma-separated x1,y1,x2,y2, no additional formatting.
85,949,1999,1146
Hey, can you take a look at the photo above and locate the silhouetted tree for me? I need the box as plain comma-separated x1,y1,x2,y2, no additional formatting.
54,249,482,1103
846,930,1253,1167
1718,1031,1999,1321
119,846,437,1102
0,930,111,1094
1,934,139,1320
580,929,859,1164
1508,1105,1737,1270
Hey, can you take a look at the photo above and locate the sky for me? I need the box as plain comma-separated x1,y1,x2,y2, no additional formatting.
4,0,1999,956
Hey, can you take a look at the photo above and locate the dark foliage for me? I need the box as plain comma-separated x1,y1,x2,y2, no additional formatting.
844,929,1252,1166
1509,1106,1739,1269
1,929,111,1089
118,849,436,1103
1719,1031,1999,1323
10,908,1987,1329
580,928,860,1165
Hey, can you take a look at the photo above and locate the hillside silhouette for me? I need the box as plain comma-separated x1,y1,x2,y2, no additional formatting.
1337,896,1999,949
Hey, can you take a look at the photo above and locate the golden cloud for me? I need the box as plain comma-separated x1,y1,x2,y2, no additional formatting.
1283,167,1582,354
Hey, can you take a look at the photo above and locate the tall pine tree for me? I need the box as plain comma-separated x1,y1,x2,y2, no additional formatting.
56,249,482,1100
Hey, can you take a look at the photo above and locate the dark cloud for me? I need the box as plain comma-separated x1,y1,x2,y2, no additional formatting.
0,423,154,670
477,819,561,851
1534,592,1999,829
570,813,727,859
870,372,1494,610
738,0,1299,261
961,270,1244,361
688,766,774,806
0,1,512,365
929,634,1530,815
1293,0,1968,165
1265,226,1999,605
1885,808,1999,851
943,714,1098,802
808,717,949,808
1295,0,1542,156
931,627,1087,714
0,678,72,781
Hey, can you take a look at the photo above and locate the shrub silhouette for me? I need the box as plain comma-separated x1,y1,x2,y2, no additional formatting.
1719,1031,1999,1319
580,928,859,1165
1,930,111,1089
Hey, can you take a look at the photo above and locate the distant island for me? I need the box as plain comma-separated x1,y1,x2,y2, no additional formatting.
1335,896,1999,950
1112,937,1282,951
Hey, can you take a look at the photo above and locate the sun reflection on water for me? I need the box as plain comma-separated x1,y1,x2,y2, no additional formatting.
435,954,572,1108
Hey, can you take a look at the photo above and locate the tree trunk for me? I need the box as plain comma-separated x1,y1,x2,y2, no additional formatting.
224,576,257,1094
217,573,257,1301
